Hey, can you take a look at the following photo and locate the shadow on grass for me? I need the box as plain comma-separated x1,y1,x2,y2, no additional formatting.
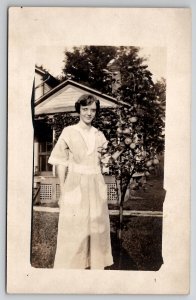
105,232,138,270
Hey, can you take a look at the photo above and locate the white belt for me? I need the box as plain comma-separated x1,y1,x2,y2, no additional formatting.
69,162,101,175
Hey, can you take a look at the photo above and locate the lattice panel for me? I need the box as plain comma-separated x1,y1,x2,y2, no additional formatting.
55,183,118,203
107,183,118,203
56,184,60,200
40,184,52,202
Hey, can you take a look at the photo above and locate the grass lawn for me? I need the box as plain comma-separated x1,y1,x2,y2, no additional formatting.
31,212,163,270
116,175,165,211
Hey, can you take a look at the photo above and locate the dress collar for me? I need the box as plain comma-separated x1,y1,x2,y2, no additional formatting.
73,124,98,155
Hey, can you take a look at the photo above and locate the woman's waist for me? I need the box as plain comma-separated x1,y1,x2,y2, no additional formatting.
69,161,101,175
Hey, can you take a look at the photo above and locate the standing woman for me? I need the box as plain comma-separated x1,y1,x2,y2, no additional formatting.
48,94,114,269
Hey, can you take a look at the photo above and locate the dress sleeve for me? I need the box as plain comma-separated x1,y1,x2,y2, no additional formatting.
48,127,69,166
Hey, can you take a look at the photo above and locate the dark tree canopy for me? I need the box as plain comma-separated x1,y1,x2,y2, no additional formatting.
63,46,118,94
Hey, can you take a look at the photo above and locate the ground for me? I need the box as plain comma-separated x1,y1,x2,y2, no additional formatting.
31,175,165,270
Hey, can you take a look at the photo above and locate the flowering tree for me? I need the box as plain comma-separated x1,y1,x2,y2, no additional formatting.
93,108,164,240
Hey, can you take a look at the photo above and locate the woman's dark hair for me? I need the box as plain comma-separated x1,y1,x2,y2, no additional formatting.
75,94,100,114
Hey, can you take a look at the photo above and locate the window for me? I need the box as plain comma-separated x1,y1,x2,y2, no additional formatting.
39,141,53,173
34,119,53,175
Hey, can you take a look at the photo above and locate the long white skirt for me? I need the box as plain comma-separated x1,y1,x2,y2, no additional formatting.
53,171,113,269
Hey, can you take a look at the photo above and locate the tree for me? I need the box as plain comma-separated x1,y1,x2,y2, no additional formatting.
53,46,166,241
62,46,117,94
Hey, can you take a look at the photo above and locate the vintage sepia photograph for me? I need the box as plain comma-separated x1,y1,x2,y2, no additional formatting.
31,45,166,270
7,7,191,294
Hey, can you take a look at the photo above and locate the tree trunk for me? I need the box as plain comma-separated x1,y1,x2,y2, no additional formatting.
117,175,131,243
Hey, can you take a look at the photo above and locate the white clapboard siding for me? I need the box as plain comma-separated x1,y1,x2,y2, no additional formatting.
35,83,117,115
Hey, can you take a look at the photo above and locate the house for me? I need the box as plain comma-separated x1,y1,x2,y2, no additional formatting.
35,66,60,100
33,70,125,205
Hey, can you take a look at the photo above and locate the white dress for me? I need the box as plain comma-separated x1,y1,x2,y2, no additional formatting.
48,124,113,269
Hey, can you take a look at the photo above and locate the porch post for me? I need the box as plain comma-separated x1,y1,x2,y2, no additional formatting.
34,139,39,174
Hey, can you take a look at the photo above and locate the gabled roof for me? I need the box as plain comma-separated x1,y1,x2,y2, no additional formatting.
34,79,129,115
35,66,47,76
35,66,60,88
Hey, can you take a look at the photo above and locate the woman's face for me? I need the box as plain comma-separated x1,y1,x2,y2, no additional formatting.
80,102,97,125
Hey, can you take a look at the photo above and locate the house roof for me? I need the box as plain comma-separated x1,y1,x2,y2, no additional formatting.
34,79,129,115
35,66,60,89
